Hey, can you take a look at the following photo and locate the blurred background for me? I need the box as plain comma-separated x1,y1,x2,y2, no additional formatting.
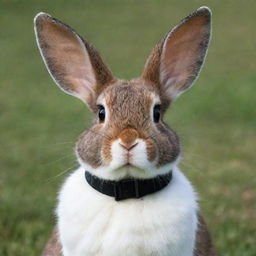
0,0,255,255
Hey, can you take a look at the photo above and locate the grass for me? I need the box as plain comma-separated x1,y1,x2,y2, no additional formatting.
0,0,255,255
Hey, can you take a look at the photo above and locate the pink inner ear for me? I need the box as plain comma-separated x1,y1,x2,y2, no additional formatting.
62,38,97,102
160,14,210,99
40,18,97,98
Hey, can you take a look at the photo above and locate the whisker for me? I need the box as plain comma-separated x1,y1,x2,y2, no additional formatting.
38,141,74,150
41,153,75,166
48,142,74,145
44,163,79,183
146,133,161,140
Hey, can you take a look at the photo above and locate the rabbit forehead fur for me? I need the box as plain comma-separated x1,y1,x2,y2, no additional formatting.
76,79,180,180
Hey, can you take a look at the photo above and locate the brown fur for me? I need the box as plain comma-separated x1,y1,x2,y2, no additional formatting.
41,227,61,256
194,215,218,256
142,43,162,89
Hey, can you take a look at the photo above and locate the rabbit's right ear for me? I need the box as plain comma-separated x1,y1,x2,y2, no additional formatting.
34,13,115,111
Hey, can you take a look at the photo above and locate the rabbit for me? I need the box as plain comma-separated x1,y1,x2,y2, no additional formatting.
34,6,217,256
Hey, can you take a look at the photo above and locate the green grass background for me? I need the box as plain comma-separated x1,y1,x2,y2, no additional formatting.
0,0,255,255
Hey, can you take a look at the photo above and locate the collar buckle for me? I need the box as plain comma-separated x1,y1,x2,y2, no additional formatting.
114,179,140,201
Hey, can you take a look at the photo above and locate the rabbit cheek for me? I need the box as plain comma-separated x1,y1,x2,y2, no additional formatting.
101,139,113,164
76,131,103,168
145,139,157,162
157,133,180,167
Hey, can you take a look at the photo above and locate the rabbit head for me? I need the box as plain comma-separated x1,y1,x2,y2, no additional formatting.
34,7,211,180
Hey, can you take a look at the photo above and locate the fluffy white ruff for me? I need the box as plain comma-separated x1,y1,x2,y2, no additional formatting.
57,166,198,256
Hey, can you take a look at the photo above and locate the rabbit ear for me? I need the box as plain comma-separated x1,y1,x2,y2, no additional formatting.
34,13,115,111
142,7,211,108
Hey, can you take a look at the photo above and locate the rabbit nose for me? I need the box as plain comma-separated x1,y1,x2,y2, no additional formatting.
118,128,139,151
119,141,138,151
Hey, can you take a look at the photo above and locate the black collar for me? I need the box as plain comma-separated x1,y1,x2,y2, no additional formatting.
85,171,172,201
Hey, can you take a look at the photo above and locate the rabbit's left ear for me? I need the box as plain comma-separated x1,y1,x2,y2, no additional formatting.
142,7,211,108
34,13,115,112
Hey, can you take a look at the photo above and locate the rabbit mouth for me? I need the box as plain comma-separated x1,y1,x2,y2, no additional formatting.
121,163,144,171
117,159,142,171
122,151,137,166
123,163,132,167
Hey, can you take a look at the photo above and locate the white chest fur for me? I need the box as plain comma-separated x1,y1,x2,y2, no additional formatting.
57,167,198,256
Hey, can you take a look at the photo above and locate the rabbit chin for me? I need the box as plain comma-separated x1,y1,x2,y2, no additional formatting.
76,139,180,180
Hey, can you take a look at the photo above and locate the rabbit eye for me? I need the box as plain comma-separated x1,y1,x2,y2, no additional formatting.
98,105,105,122
153,105,161,123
